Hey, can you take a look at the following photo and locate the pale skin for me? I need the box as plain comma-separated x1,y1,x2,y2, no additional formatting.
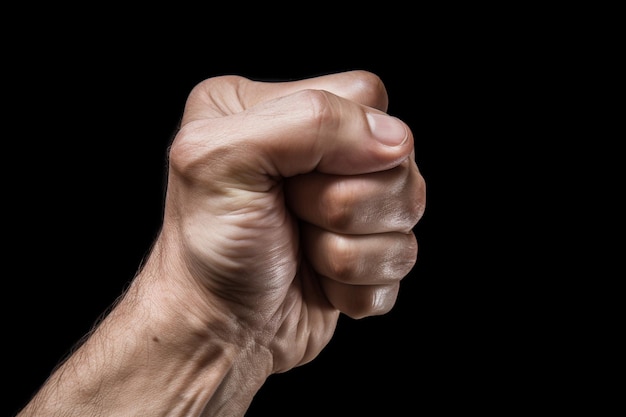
17,70,426,417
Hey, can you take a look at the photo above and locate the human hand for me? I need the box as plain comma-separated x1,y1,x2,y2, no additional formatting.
161,70,426,373
15,70,426,417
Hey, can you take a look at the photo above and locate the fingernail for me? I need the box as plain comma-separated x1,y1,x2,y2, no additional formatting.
366,113,408,147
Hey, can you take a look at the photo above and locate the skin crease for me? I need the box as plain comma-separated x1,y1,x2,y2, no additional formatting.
16,70,426,417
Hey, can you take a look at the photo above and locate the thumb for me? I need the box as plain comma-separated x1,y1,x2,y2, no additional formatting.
175,86,413,179
251,89,413,177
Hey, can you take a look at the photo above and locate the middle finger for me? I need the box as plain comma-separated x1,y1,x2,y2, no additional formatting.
284,159,424,235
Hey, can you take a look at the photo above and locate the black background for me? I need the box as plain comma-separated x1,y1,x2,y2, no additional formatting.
4,11,591,416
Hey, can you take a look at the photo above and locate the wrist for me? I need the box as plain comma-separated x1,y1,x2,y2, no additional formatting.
19,237,273,417
115,238,274,415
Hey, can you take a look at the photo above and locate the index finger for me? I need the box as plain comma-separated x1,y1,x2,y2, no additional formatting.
182,70,389,123
246,70,389,111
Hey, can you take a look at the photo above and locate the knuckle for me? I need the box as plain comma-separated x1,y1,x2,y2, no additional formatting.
189,75,247,99
298,89,337,132
374,162,426,233
379,233,418,280
346,284,399,319
168,123,201,175
399,233,418,274
321,181,356,231
346,70,388,107
371,284,399,315
401,169,426,231
327,235,358,283
410,176,427,226
168,122,231,181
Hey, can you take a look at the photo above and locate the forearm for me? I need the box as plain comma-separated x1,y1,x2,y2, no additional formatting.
18,240,272,417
